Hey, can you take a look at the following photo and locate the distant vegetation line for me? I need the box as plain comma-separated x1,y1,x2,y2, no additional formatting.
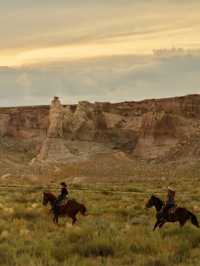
0,184,196,196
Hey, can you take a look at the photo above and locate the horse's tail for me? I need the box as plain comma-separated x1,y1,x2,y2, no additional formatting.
79,204,87,216
188,211,199,228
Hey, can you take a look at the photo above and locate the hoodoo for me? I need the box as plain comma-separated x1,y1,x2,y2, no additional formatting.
37,97,75,162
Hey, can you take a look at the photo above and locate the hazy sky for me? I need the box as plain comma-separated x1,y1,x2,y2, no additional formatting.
0,1,200,106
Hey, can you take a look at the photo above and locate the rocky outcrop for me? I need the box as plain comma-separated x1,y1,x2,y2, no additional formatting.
0,114,10,136
0,94,200,162
0,106,49,138
140,111,179,140
134,111,181,158
63,101,108,141
36,138,75,162
47,97,64,138
37,97,75,162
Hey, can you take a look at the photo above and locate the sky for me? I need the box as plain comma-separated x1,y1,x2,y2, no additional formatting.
0,1,200,106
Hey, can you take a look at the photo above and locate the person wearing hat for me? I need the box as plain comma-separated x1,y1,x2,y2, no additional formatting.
163,186,176,219
53,182,69,215
57,182,69,204
166,187,176,207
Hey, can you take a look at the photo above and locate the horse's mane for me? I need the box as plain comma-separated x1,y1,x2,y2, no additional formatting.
152,195,163,202
151,195,164,208
44,191,57,199
151,194,161,200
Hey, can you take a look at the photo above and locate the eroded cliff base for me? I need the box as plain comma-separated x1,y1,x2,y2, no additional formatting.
0,94,200,181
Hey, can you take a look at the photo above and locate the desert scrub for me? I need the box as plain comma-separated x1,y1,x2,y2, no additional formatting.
0,177,199,265
11,206,39,221
0,242,16,265
75,238,114,258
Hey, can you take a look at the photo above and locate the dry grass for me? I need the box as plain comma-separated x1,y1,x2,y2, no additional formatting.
0,175,199,265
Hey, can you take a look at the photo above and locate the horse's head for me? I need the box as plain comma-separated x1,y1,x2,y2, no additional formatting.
42,192,49,206
146,195,157,208
43,192,56,206
79,204,87,216
146,195,163,212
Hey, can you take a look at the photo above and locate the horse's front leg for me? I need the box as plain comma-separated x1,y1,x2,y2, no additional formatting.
158,221,165,229
53,215,59,225
153,220,161,231
72,215,77,225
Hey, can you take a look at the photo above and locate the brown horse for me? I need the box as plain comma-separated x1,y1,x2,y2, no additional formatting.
146,195,199,231
42,192,87,224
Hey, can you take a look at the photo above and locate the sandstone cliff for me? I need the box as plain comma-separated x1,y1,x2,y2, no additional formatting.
0,106,49,139
0,94,200,167
36,97,75,162
63,101,108,141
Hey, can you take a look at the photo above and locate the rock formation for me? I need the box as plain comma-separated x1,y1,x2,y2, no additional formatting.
37,97,75,162
134,111,180,158
47,97,64,138
63,101,107,141
0,94,200,163
0,106,48,138
140,111,181,141
36,138,75,162
0,114,10,137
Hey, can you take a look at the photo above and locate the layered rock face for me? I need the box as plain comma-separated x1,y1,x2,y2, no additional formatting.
0,94,200,162
0,106,49,138
47,97,64,138
36,138,75,162
134,111,180,158
36,97,74,162
0,114,10,137
63,101,107,141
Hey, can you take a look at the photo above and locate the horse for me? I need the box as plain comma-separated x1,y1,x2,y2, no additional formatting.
42,192,87,225
146,195,199,231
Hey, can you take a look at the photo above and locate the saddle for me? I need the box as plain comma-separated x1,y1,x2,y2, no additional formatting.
161,205,177,220
156,202,176,220
57,198,68,207
168,206,176,215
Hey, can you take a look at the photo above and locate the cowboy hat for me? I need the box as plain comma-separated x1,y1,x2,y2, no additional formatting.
60,182,67,187
167,186,175,192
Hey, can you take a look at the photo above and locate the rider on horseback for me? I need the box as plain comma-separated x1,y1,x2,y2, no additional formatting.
53,182,69,215
58,182,68,204
162,186,176,218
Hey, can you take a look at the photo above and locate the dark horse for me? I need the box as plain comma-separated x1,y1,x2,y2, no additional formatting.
146,195,199,231
42,192,87,224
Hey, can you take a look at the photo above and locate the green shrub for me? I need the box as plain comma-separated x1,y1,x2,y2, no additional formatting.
76,238,114,258
0,243,15,265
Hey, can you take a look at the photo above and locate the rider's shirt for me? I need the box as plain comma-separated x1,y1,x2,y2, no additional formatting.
56,187,68,205
60,187,68,198
166,190,176,207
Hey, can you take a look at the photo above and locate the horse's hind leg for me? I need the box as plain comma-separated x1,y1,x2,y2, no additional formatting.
159,221,165,229
179,219,186,227
72,215,77,225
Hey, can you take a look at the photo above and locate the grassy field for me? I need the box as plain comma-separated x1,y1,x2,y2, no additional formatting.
0,177,200,266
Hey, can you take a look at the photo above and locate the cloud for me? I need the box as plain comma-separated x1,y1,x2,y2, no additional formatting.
16,73,32,88
0,1,200,61
0,52,199,106
1,2,200,106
